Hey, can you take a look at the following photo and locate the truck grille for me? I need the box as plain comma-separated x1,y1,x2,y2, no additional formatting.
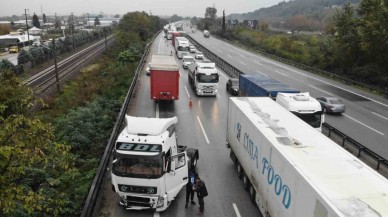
118,184,157,194
126,196,152,207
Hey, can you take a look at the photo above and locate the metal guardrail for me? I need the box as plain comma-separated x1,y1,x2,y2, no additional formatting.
188,33,388,177
208,33,388,97
322,123,388,174
80,31,160,217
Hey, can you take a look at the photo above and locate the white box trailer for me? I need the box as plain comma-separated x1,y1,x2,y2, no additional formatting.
226,97,388,217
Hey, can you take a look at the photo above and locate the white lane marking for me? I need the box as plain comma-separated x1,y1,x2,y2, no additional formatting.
154,212,160,217
308,85,333,96
255,61,263,65
197,116,210,144
227,54,232,58
233,203,242,217
239,61,246,66
185,86,191,98
274,70,288,77
372,112,388,121
156,103,159,118
217,92,221,97
343,114,384,135
225,41,388,108
256,70,268,76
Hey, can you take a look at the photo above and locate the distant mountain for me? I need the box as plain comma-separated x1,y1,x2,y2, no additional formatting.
227,0,360,25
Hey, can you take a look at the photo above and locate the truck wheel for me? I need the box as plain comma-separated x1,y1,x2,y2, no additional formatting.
229,150,237,165
237,163,243,179
191,156,198,169
249,185,256,203
242,172,250,190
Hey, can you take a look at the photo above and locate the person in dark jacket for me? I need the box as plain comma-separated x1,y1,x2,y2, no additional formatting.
185,167,198,208
195,176,208,215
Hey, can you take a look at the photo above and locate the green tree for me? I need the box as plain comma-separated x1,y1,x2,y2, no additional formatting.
43,13,47,24
222,10,226,33
333,3,360,73
117,12,160,42
0,70,77,217
94,16,100,26
205,6,217,20
54,17,61,29
32,13,40,28
357,0,388,74
0,59,15,74
17,49,32,65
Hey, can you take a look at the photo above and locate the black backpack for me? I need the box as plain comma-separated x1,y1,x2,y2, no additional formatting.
199,181,208,197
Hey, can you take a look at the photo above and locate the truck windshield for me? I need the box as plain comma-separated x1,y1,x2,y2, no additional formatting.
178,46,189,51
292,112,322,129
184,57,194,62
112,154,163,179
196,73,219,83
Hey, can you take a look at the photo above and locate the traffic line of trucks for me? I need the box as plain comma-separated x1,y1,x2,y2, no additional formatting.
110,23,219,212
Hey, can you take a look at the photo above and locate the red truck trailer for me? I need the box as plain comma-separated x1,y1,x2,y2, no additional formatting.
150,55,180,101
171,32,181,46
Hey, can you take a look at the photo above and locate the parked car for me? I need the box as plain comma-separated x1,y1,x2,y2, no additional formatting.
182,55,195,69
195,51,203,59
226,78,239,96
316,97,346,114
9,46,19,53
0,47,7,52
145,63,151,75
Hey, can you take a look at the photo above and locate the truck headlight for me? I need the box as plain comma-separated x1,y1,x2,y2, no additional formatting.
157,197,164,208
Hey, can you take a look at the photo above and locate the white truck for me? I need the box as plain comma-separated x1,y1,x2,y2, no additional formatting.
188,62,219,96
111,115,199,211
227,97,388,217
174,37,190,59
276,92,324,131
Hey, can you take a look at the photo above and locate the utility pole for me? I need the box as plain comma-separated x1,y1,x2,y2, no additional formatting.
24,9,30,47
52,38,60,91
87,13,90,27
71,12,75,52
104,29,107,52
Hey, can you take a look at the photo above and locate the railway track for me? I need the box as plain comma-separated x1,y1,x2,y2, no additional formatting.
25,35,114,93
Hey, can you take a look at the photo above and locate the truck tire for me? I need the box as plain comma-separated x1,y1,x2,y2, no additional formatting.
229,150,237,165
249,185,256,203
186,148,199,169
237,162,243,179
242,172,250,190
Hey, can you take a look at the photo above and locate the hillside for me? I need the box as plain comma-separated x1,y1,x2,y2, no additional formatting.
228,0,360,26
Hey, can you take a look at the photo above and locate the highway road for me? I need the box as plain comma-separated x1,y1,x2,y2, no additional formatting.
99,32,261,217
187,29,388,160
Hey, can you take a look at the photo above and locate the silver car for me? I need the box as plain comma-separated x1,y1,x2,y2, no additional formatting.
195,51,203,59
316,97,346,114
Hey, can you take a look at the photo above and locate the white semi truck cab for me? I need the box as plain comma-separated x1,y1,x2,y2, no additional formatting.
111,115,198,212
188,62,219,96
276,92,324,131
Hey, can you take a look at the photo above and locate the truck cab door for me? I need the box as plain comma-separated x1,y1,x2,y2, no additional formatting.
165,152,188,200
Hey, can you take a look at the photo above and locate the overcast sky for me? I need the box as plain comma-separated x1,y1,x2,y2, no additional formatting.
1,0,285,18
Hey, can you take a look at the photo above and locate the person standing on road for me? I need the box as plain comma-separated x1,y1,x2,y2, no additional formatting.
195,176,208,215
185,167,198,208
